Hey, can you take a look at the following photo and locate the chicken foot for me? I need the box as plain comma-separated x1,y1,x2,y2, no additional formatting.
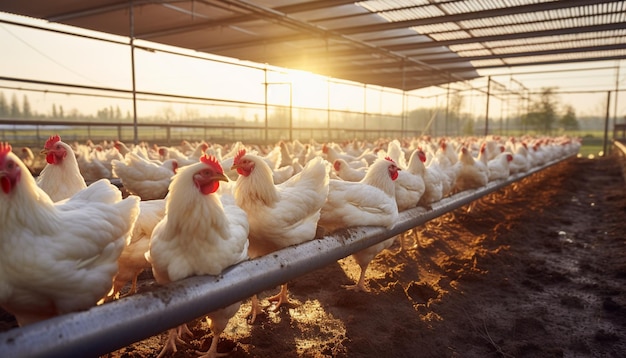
342,264,370,292
156,324,193,358
267,284,294,311
247,295,263,324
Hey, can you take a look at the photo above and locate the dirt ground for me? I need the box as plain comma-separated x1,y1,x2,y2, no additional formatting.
2,154,626,357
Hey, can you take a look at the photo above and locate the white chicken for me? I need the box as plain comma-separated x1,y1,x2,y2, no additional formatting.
454,146,488,192
411,148,444,206
17,146,39,174
332,158,367,182
106,199,166,301
231,149,330,323
111,152,178,200
158,142,208,168
393,150,426,212
146,154,249,358
487,151,513,181
74,144,111,182
509,142,531,174
36,134,87,202
0,142,140,326
426,141,459,198
318,156,399,234
317,156,400,292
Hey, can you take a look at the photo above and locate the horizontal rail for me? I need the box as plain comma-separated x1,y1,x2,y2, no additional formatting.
0,154,574,358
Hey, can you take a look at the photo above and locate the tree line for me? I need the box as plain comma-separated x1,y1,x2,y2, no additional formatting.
0,91,129,121
0,88,580,134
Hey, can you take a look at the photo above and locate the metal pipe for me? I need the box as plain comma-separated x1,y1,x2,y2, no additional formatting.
129,1,139,145
603,91,611,156
0,154,575,358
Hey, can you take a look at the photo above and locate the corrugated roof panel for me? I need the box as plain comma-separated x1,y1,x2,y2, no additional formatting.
484,29,626,48
470,58,507,68
489,37,624,55
356,0,430,13
376,5,445,22
503,49,626,65
430,30,472,41
438,0,559,15
409,22,461,34
457,49,495,57
449,43,488,52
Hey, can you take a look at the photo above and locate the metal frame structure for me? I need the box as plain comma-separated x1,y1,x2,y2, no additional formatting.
0,152,576,357
1,0,624,91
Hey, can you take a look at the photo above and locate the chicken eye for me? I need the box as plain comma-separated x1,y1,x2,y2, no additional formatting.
6,160,15,170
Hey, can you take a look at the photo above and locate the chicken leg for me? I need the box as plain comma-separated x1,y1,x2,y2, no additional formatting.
247,295,263,324
267,284,292,311
342,263,371,292
156,324,193,358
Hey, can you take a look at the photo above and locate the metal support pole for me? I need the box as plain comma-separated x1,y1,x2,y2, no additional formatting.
485,75,491,136
603,90,611,157
263,68,268,144
288,83,293,142
129,2,138,145
445,82,450,136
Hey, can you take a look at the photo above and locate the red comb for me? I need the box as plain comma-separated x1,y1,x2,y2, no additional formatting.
0,142,12,156
200,154,224,174
234,148,246,165
45,134,61,149
384,156,396,164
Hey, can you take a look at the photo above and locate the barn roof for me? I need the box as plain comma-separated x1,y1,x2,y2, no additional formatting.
1,0,624,90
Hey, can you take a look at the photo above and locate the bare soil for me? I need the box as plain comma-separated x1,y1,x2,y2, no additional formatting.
3,155,626,357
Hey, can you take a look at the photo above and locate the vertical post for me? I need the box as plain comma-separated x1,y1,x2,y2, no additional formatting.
445,82,450,136
363,84,367,138
263,68,268,144
401,62,406,138
288,83,293,142
603,91,611,157
611,62,621,148
327,78,331,141
129,2,138,145
484,75,491,136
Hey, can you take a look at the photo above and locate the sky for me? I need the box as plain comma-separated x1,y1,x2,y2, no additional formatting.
1,11,624,123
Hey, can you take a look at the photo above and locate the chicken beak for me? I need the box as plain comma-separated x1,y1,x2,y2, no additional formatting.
213,172,229,182
230,163,239,171
40,148,48,155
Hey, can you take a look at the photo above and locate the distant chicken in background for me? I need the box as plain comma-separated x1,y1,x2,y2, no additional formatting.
0,142,140,326
509,142,531,174
146,154,249,358
392,149,426,212
112,152,178,200
333,158,367,182
36,134,87,202
487,151,513,181
158,142,208,168
74,143,111,182
318,157,400,292
231,149,330,323
412,148,444,207
429,140,460,198
454,146,488,192
17,146,45,175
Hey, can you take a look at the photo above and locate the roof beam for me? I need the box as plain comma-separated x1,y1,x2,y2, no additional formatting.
420,43,626,65
336,0,621,35
474,54,626,70
385,23,626,52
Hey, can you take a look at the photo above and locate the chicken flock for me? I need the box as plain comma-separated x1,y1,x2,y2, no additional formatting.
0,134,581,357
